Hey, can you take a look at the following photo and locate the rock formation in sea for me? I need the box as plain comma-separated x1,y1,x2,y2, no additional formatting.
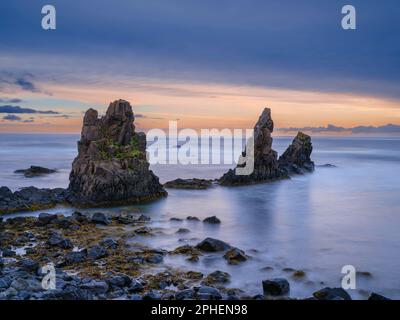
219,108,314,185
278,132,315,174
68,99,166,206
219,108,286,185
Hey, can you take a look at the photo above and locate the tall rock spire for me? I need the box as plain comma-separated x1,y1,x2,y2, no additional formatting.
68,99,166,206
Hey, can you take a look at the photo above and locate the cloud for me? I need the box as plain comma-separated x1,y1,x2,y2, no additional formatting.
14,78,38,92
0,97,23,103
0,105,59,114
135,113,165,120
3,114,22,121
277,124,400,135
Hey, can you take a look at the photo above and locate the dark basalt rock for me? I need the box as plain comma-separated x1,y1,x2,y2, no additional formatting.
68,99,166,206
368,292,391,300
223,247,248,264
164,178,213,190
0,186,67,215
278,132,315,174
219,108,286,185
203,216,221,224
313,287,352,300
14,166,57,178
219,108,315,185
196,238,231,252
262,278,290,296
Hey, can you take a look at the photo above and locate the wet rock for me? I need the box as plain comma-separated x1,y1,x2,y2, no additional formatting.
185,271,203,280
317,163,337,168
130,294,143,300
262,278,290,296
368,292,391,300
64,249,88,265
143,290,163,300
47,232,73,249
2,248,16,257
292,270,306,279
223,247,248,264
0,276,12,289
137,214,151,222
128,279,144,293
278,132,315,174
135,226,152,235
88,245,108,260
14,166,57,178
164,178,213,190
71,211,89,223
145,253,164,264
68,99,167,206
99,238,118,250
80,280,109,295
0,186,67,215
176,228,190,234
107,275,132,289
11,278,42,292
203,271,231,285
176,288,196,300
197,286,222,300
186,216,200,221
170,217,183,222
356,271,372,277
313,287,352,300
91,212,110,225
18,258,39,273
196,238,231,252
219,108,286,185
203,216,221,224
38,212,58,225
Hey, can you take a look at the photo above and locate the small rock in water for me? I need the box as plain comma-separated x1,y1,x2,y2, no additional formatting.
196,238,231,252
203,271,231,285
262,278,290,296
203,216,221,224
292,270,306,279
100,238,119,250
80,280,109,295
135,226,152,235
186,216,200,221
223,247,248,264
14,166,57,178
313,287,352,300
197,286,222,300
164,178,213,190
91,212,110,225
1,248,16,257
170,217,183,222
107,274,132,289
176,228,190,234
38,212,58,225
368,292,391,300
175,288,196,300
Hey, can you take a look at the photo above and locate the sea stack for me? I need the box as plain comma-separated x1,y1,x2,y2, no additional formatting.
68,99,166,206
219,108,315,186
278,132,315,174
219,108,286,185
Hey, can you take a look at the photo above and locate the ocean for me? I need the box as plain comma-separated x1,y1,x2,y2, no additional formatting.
1,133,400,299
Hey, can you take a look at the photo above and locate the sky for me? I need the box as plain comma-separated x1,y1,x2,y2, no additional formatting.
0,0,400,134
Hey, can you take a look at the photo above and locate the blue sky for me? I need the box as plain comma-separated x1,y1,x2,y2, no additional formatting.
0,1,399,132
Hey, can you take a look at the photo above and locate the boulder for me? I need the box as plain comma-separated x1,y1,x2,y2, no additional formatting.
91,212,110,225
164,178,213,190
47,232,73,249
14,166,57,178
203,271,231,285
278,132,315,174
313,287,352,300
38,213,58,225
68,99,167,206
203,216,221,224
197,286,222,300
368,292,391,300
223,247,248,264
196,238,231,252
88,245,108,260
262,278,290,296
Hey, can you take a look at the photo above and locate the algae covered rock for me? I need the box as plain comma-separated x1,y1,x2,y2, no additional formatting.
68,99,166,206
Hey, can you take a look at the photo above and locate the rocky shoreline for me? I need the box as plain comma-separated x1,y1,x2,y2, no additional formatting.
0,211,390,300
